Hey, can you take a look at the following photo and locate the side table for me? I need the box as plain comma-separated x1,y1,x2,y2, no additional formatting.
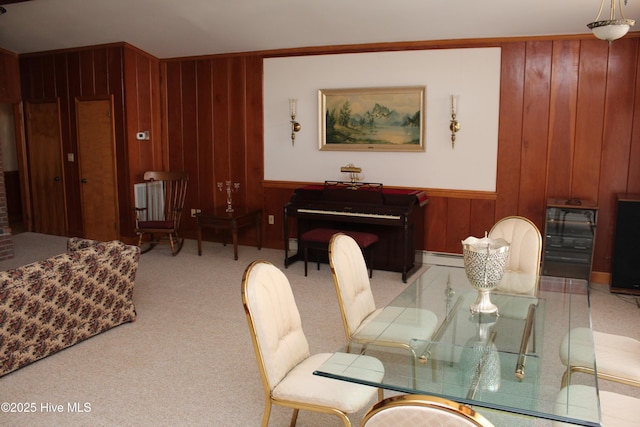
196,207,262,260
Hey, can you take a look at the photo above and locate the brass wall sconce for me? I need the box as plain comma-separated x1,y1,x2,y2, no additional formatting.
289,99,301,145
449,95,460,148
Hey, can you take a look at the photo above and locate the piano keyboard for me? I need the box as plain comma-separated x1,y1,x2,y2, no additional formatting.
298,208,401,220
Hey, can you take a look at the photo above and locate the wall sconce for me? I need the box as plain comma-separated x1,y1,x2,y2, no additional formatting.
289,99,301,145
449,95,460,148
587,0,635,42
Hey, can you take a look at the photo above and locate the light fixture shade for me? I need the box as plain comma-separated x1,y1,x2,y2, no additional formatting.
588,19,635,41
587,0,636,42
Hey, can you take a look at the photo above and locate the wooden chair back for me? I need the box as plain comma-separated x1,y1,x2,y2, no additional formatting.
134,171,188,255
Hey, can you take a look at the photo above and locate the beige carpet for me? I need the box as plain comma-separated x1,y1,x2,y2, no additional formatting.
0,233,639,426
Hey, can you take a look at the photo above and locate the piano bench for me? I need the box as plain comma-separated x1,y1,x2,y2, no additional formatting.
299,228,378,278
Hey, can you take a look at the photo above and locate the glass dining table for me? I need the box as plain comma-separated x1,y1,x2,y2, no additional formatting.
314,265,601,427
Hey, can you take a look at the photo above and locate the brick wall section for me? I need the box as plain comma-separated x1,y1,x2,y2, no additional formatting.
0,145,14,261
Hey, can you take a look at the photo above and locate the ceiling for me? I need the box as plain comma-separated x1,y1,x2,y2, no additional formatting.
0,0,639,59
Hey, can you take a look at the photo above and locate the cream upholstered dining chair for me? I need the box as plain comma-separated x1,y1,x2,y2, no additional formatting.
553,384,640,427
328,233,439,384
559,327,640,389
488,216,542,296
361,394,494,427
241,259,384,427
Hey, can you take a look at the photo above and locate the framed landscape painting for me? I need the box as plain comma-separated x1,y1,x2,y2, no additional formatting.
319,86,425,152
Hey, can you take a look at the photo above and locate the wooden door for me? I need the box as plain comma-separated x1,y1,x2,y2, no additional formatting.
76,98,119,241
25,101,66,235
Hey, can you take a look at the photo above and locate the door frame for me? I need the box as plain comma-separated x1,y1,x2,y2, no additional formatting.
1,101,30,231
13,102,31,231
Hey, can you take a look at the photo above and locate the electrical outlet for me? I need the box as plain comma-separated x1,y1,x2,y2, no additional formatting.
191,209,201,217
268,215,274,225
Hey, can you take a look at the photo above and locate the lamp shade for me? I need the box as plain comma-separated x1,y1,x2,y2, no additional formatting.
588,19,635,41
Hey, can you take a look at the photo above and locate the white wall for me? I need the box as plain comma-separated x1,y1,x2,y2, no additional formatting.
264,48,501,192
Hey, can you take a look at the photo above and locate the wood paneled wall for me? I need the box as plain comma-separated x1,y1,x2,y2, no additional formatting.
122,45,163,235
160,56,264,235
12,34,640,279
19,43,161,238
0,48,21,102
489,38,640,276
165,36,638,278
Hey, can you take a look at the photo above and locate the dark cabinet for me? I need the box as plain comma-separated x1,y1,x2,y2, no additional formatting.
542,199,598,281
611,194,640,295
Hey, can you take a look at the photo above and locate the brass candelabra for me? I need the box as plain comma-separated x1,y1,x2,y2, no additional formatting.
217,181,240,212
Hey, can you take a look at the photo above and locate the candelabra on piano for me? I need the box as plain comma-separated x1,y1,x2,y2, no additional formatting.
217,181,240,212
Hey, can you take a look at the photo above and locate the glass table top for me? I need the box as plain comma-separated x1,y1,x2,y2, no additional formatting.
314,265,600,426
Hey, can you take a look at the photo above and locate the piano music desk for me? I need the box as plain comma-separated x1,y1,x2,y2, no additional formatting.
196,207,262,260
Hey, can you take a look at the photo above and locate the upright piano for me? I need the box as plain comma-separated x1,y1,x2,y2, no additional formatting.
283,181,428,282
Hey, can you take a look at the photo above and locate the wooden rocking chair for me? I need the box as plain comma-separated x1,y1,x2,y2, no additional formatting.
133,171,188,255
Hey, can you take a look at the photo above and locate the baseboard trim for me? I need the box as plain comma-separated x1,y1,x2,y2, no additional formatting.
420,251,464,267
591,271,609,286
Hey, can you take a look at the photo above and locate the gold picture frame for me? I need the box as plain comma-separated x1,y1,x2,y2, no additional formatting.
319,86,425,152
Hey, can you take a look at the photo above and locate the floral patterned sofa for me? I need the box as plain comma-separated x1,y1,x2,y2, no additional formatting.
0,238,140,377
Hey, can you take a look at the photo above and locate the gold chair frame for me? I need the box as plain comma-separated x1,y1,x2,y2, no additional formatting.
560,329,640,389
562,364,640,389
361,394,494,427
